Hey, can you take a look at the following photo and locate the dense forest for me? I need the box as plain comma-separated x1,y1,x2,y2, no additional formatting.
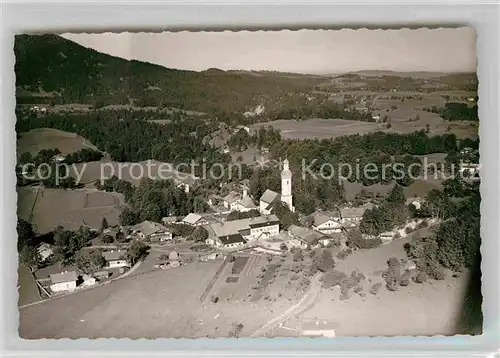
15,35,323,112
424,102,479,121
268,130,466,186
16,110,229,171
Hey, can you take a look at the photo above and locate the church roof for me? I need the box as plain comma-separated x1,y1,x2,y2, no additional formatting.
239,195,256,208
260,189,279,204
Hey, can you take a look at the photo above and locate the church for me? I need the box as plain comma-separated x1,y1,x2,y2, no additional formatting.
259,159,295,215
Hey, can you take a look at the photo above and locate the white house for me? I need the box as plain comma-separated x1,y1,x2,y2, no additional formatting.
102,250,128,268
312,213,343,234
49,271,78,292
288,225,328,248
259,189,280,215
205,215,280,249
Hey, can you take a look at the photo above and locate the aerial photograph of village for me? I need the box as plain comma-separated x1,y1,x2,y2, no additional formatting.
15,28,481,338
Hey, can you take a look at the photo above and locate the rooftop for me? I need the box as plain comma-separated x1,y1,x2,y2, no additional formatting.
239,195,257,208
102,250,126,261
260,189,279,204
208,215,280,238
132,220,168,237
288,225,325,244
219,233,247,245
223,191,241,204
182,213,203,225
50,271,78,284
312,212,336,227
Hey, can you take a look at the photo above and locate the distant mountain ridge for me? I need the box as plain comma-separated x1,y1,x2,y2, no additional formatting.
14,34,323,112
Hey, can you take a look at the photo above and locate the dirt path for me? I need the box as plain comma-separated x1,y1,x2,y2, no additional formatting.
250,274,322,337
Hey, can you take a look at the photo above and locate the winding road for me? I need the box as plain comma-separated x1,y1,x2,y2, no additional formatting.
250,274,323,337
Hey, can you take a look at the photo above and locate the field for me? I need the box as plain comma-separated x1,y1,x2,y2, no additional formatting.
19,259,299,339
17,186,124,233
17,128,99,157
18,264,41,307
69,159,192,186
252,119,384,140
271,229,475,337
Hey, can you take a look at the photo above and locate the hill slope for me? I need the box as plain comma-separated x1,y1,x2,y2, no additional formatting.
15,34,323,112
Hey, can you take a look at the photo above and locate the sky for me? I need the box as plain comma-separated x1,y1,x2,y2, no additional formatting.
62,28,476,74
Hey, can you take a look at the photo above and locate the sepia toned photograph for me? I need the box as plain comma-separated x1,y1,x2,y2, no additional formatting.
15,28,481,339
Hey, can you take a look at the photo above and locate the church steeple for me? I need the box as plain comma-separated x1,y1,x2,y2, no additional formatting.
280,158,294,212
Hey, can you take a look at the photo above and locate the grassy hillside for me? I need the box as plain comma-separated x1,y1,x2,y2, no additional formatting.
15,34,324,112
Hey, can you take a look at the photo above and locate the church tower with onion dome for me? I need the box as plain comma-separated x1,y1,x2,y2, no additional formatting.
280,158,294,212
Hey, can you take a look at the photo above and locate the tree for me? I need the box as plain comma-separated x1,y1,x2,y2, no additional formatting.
387,184,405,205
126,241,150,266
191,226,208,243
292,248,303,262
120,207,138,226
101,217,109,231
271,201,299,230
19,245,42,271
17,218,35,251
315,249,335,272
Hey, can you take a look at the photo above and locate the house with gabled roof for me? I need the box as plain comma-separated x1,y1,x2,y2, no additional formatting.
49,271,78,292
102,250,128,268
181,213,209,226
132,220,172,241
205,214,280,249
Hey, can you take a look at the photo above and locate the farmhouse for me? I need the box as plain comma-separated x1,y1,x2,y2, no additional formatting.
337,207,366,225
182,213,209,226
222,187,257,213
288,225,329,248
312,213,343,234
49,271,78,293
132,220,172,241
205,214,280,249
102,250,128,268
259,158,294,214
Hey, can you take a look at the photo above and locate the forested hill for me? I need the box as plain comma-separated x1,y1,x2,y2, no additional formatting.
15,34,324,112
